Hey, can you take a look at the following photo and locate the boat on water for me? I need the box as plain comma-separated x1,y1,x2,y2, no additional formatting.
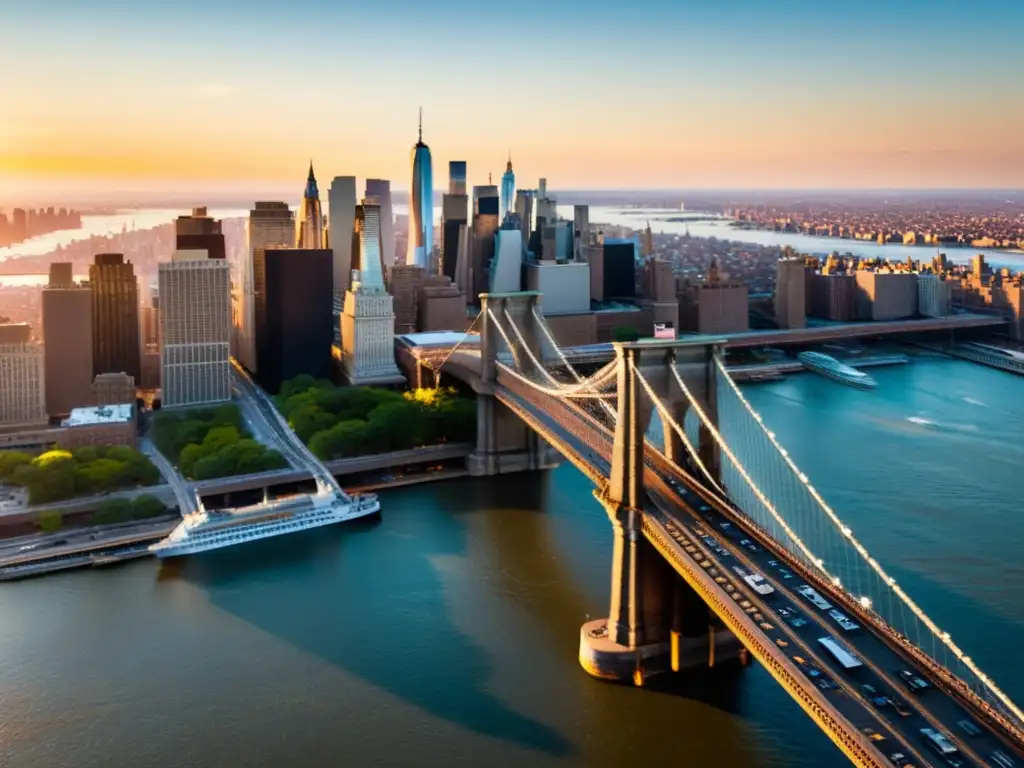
797,351,877,389
149,491,380,558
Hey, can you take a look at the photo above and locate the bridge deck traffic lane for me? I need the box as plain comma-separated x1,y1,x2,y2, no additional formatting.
643,499,908,766
529,390,1023,763
500,387,898,765
649,459,1022,767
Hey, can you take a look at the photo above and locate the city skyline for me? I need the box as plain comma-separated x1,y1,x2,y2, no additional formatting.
1,0,1023,199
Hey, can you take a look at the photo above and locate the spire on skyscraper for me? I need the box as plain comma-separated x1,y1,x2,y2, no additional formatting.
304,161,319,200
418,107,423,143
408,108,433,268
297,161,324,249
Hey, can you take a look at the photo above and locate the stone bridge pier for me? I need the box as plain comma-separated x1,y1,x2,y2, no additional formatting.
580,340,742,685
467,291,561,476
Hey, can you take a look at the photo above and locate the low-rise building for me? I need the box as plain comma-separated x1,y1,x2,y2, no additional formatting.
59,404,137,449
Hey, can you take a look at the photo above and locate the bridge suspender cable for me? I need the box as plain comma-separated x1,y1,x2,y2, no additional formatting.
712,358,1024,728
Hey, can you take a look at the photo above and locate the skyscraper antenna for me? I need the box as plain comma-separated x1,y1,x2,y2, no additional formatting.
418,107,423,142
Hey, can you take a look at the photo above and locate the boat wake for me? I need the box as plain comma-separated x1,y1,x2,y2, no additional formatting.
906,416,980,434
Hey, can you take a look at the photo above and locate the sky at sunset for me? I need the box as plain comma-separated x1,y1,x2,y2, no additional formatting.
1,0,1023,200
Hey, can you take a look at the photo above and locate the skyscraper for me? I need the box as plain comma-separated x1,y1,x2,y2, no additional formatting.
327,176,357,298
296,163,324,250
500,153,515,217
470,186,500,298
342,200,405,385
89,253,141,383
441,191,468,282
408,108,433,269
448,161,467,195
774,257,807,329
243,202,294,372
175,207,225,261
253,248,334,393
0,323,45,427
42,264,93,419
365,179,395,268
159,250,232,408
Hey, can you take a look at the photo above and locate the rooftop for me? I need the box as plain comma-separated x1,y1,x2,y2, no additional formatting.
63,404,134,427
398,331,481,348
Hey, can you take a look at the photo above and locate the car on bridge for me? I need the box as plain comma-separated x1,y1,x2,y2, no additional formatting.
898,669,931,692
862,684,890,709
888,695,912,717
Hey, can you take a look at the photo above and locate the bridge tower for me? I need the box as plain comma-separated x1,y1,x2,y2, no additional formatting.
580,339,740,685
468,291,561,476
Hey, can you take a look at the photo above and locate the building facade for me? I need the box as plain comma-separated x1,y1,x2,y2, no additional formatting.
175,207,226,261
408,110,433,269
242,201,295,372
42,267,93,419
365,179,395,269
0,324,46,428
92,372,135,406
296,163,324,250
327,176,357,298
159,251,232,408
500,155,515,217
917,273,952,318
89,253,141,382
342,202,405,385
254,248,334,393
774,257,807,329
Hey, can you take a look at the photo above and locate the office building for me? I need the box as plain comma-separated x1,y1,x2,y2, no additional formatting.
515,189,535,248
92,372,135,406
296,163,324,250
854,271,917,320
918,273,952,318
441,191,468,281
597,239,637,300
242,202,294,372
680,258,749,334
418,275,467,332
158,250,232,408
0,324,46,428
89,253,141,382
342,202,405,385
525,262,591,315
175,207,225,261
808,273,856,321
389,265,425,336
491,228,523,293
500,154,515,217
541,220,573,263
448,160,467,195
61,404,137,449
774,257,807,329
573,205,590,261
254,248,334,393
365,179,396,268
408,109,433,269
41,264,93,419
327,176,357,297
470,185,500,298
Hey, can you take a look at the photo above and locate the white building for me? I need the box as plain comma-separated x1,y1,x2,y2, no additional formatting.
365,179,395,268
0,339,46,427
524,261,591,315
328,176,357,300
341,201,406,386
918,273,952,318
243,202,294,373
491,229,523,293
159,250,232,408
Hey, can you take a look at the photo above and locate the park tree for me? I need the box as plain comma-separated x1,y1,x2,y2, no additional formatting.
36,509,63,533
131,495,168,520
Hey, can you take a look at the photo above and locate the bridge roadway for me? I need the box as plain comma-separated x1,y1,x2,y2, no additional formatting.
495,370,1023,768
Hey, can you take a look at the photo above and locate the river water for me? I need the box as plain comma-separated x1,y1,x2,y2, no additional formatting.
1,353,1021,768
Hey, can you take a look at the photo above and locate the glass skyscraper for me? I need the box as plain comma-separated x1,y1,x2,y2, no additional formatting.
500,154,515,218
408,109,433,269
296,163,324,250
448,161,467,195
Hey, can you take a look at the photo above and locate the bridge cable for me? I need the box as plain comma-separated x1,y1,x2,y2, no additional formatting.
711,357,1024,727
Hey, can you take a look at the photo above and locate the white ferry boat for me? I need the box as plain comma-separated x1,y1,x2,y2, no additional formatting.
797,351,877,389
149,491,380,558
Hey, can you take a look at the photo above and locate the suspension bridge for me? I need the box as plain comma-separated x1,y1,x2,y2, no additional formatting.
421,291,1023,768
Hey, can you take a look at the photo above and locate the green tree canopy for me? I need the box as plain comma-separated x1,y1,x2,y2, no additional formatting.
612,326,641,343
36,509,63,533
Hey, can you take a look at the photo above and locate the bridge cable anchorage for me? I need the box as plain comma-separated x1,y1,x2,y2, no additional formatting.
709,357,1024,730
420,308,485,380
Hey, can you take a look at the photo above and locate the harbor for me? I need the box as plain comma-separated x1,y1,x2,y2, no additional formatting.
727,352,909,383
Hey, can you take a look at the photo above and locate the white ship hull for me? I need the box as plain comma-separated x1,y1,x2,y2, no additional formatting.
798,353,877,389
149,497,380,559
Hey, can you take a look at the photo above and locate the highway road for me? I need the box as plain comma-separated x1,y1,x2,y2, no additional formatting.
501,382,1023,767
138,437,197,516
0,484,175,520
230,371,301,469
